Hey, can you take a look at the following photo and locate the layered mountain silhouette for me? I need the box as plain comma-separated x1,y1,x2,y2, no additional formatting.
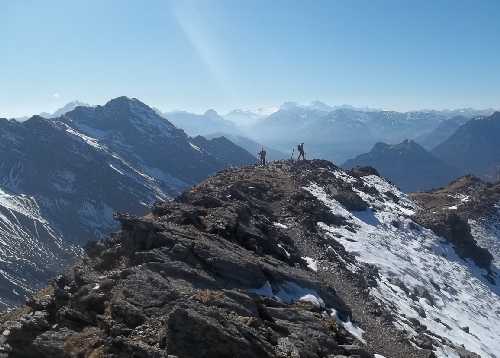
164,109,238,137
433,111,500,180
245,103,492,163
415,115,470,150
343,140,461,192
0,97,254,308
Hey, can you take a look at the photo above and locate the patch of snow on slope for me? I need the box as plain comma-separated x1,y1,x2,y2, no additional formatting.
189,142,202,152
273,222,288,229
330,308,366,344
64,126,102,149
302,256,318,272
250,281,325,308
277,243,291,258
305,175,500,358
109,163,125,176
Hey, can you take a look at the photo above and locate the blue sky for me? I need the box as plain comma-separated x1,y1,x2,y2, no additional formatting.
1,0,499,117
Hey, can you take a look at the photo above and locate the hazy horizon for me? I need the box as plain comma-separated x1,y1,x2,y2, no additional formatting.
4,96,499,120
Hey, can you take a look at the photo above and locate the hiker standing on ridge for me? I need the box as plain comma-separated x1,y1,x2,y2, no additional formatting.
258,147,267,166
297,143,305,161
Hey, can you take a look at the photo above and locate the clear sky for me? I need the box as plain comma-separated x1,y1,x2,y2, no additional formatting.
1,0,500,117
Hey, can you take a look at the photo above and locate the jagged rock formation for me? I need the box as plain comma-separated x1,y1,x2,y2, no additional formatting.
1,161,497,358
0,97,255,308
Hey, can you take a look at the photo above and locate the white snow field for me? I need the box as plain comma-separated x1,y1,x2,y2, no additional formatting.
306,171,500,358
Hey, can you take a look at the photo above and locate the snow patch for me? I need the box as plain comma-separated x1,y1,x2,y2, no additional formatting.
302,256,318,272
189,142,202,152
109,163,125,176
273,222,288,229
250,281,325,308
64,126,102,149
277,243,291,258
305,176,500,358
330,308,366,344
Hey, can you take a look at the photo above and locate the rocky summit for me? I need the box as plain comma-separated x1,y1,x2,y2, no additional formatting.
1,161,498,358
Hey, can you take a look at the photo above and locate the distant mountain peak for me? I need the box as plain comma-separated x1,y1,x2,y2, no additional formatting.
280,101,300,110
344,139,461,192
104,96,145,109
39,100,92,119
309,100,334,111
203,109,220,119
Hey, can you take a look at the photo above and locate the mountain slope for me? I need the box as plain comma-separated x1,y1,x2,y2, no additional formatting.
432,112,500,180
0,187,78,309
0,97,254,307
414,115,470,150
62,98,254,187
1,161,497,358
412,175,500,268
343,140,461,192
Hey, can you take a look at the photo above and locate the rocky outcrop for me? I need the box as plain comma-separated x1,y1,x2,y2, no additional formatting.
411,175,500,273
1,161,490,358
413,211,493,271
0,161,432,358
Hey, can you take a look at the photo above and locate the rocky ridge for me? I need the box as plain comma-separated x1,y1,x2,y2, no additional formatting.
1,161,497,358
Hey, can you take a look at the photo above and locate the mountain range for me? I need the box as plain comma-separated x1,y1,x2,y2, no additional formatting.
17,100,496,167
236,102,493,163
343,112,500,191
0,97,254,308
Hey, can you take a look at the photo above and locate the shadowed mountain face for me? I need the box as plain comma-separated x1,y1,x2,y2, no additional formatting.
433,112,500,180
0,97,255,308
1,161,497,358
415,115,470,150
343,140,461,192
